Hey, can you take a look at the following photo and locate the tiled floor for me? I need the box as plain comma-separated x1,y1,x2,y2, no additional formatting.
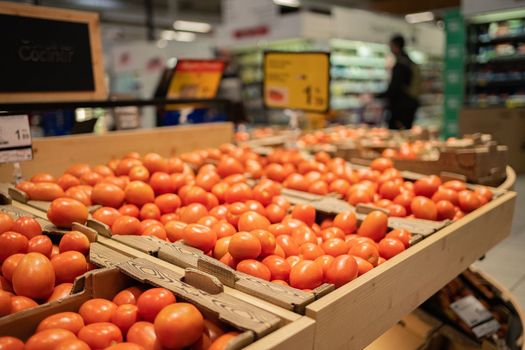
474,175,525,309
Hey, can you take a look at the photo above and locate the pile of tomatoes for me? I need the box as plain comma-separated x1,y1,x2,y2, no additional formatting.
0,285,239,350
11,144,491,292
0,211,92,317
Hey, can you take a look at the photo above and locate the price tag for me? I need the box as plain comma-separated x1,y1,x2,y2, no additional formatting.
0,115,32,163
450,295,493,327
472,319,500,338
263,52,330,112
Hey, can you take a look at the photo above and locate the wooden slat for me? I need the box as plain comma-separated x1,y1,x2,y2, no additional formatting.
0,123,234,181
305,191,516,350
117,258,281,338
244,316,315,350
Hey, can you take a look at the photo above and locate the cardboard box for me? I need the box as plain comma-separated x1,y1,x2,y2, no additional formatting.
460,107,525,174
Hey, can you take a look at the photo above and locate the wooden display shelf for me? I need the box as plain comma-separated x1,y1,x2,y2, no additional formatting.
0,122,234,182
1,125,517,349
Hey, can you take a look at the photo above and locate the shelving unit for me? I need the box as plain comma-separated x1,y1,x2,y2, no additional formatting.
466,16,525,108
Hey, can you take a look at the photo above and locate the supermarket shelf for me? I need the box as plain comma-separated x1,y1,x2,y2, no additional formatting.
477,33,525,45
472,78,525,87
474,53,525,64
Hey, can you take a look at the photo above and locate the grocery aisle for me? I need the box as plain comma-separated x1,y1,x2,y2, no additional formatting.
474,175,525,309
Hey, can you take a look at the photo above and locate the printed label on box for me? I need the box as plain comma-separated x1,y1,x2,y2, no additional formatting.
0,115,32,163
450,295,493,327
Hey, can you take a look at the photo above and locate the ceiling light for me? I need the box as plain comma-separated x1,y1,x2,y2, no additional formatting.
405,11,434,24
160,30,196,42
273,0,300,7
173,20,212,33
174,31,196,42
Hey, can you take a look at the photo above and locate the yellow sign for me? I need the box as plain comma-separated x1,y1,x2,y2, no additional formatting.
263,52,330,112
167,59,225,99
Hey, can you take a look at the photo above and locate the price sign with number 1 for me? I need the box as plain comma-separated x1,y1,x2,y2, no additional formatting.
263,51,330,112
0,115,33,163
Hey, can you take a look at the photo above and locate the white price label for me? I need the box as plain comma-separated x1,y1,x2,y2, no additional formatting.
472,319,500,338
450,295,493,327
0,115,32,163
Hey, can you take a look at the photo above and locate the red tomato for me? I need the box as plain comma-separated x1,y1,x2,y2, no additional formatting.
78,322,123,350
0,290,12,317
289,260,324,290
275,235,300,257
183,224,217,253
413,176,441,198
112,216,142,236
298,242,323,260
379,180,401,200
12,252,55,299
154,194,181,214
321,238,348,257
475,186,493,201
237,211,271,232
91,183,125,208
1,254,24,282
125,181,155,207
47,283,73,302
213,236,231,259
0,337,24,350
0,213,14,234
388,204,407,217
164,221,187,243
314,255,335,275
25,235,52,257
52,251,88,283
431,188,459,206
436,200,456,220
179,203,208,224
10,295,37,313
325,254,358,288
139,203,161,221
262,255,291,281
30,182,65,201
104,343,145,350
385,229,411,248
47,198,88,228
291,204,316,227
458,190,481,213
79,298,118,324
333,211,357,234
250,229,276,257
236,259,271,281
224,183,252,204
112,286,143,306
211,221,235,239
378,238,405,259
25,329,76,350
129,165,151,182
442,180,466,192
209,332,240,350
410,196,438,220
127,321,162,350
154,303,204,349
353,256,374,276
111,303,139,335
357,211,388,242
149,172,176,195
119,204,140,218
370,157,393,172
348,241,379,266
59,231,90,255
136,288,176,323
54,339,91,350
11,217,42,239
37,312,85,334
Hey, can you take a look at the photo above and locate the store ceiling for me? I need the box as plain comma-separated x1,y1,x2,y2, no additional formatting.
7,0,457,42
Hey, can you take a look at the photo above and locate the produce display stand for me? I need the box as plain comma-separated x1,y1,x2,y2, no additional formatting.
0,123,517,350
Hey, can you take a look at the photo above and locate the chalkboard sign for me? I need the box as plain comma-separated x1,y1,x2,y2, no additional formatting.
0,2,106,102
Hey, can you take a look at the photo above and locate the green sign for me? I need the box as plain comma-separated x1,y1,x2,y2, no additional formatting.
442,9,465,138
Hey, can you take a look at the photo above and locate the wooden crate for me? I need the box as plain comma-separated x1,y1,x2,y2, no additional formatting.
7,200,315,350
0,122,234,182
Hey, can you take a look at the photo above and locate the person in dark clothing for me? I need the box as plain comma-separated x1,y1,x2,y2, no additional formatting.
377,34,420,129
